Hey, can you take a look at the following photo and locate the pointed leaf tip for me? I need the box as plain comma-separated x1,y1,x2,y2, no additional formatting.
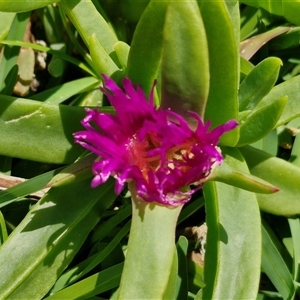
211,160,280,194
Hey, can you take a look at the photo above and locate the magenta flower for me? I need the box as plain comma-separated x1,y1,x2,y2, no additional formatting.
74,75,238,206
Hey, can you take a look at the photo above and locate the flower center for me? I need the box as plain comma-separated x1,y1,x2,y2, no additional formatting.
126,132,195,180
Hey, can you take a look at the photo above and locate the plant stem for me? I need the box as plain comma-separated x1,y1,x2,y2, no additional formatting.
117,182,183,299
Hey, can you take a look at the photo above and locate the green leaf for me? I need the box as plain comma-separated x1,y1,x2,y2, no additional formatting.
0,211,8,244
59,0,117,54
282,2,300,26
89,33,119,77
160,0,209,122
203,182,261,299
251,129,278,156
47,153,96,188
74,220,130,284
255,75,300,127
241,146,300,216
43,4,64,44
212,147,279,194
239,57,282,111
240,5,261,41
290,133,300,167
0,12,30,94
0,12,15,40
0,95,85,164
47,43,67,78
240,57,254,79
117,183,182,299
0,40,96,76
288,218,300,281
89,204,132,244
224,0,240,48
240,0,300,26
50,205,131,294
72,88,104,107
163,249,178,300
126,0,168,96
188,259,205,293
198,0,239,146
31,77,100,104
0,176,116,299
114,41,130,70
0,0,57,12
1,65,18,96
46,263,123,300
237,96,287,146
0,167,64,208
49,252,99,294
262,220,295,299
175,236,189,300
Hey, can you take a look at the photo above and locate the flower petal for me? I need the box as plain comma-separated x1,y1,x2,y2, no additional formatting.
74,76,238,206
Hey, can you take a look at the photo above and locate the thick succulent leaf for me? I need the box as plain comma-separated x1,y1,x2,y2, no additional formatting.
240,5,262,41
117,184,182,299
198,0,239,146
262,220,295,299
239,57,282,111
47,153,97,187
163,249,178,299
237,96,287,146
126,1,168,96
0,173,116,299
31,77,100,104
224,0,240,48
203,182,261,299
212,147,279,194
175,236,189,300
114,41,130,70
0,211,7,244
48,221,130,297
47,44,66,78
256,75,300,127
0,0,57,12
241,146,300,216
240,57,254,75
240,0,300,26
0,167,64,208
50,206,131,294
0,95,86,164
89,204,132,244
288,218,300,281
89,33,119,76
0,12,15,40
160,0,209,121
45,263,123,299
0,12,30,94
188,259,205,295
291,133,300,167
251,129,278,156
59,0,117,54
282,2,300,26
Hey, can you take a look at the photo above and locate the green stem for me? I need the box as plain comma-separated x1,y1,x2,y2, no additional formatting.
117,183,183,299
